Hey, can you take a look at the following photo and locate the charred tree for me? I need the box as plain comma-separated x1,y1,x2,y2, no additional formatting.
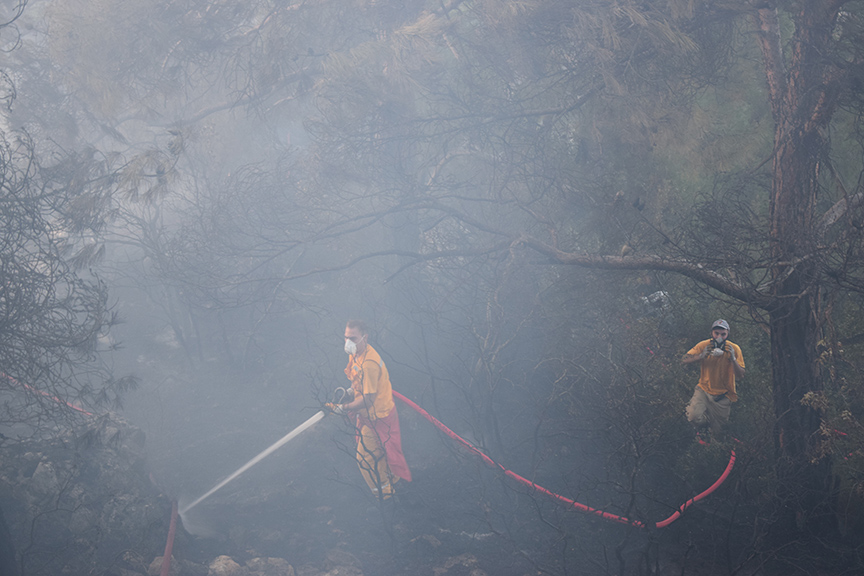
757,0,846,535
516,0,863,540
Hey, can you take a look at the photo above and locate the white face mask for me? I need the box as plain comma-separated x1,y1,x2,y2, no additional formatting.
344,339,357,355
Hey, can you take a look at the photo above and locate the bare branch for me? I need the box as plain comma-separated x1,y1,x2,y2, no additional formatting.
518,235,772,309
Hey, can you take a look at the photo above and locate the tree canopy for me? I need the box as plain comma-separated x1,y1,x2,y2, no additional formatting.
5,0,864,573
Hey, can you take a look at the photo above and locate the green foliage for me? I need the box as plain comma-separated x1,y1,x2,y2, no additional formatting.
0,131,134,434
8,0,864,571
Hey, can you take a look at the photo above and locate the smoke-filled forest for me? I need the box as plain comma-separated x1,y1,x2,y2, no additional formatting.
2,0,864,575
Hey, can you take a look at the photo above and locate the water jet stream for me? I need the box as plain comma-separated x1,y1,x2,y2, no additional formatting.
179,410,326,520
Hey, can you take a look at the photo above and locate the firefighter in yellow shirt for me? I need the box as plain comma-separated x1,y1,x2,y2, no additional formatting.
327,320,411,499
681,319,746,440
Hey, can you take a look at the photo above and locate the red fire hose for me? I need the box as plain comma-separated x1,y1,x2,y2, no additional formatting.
1,373,93,416
159,501,178,576
392,390,736,528
159,390,736,563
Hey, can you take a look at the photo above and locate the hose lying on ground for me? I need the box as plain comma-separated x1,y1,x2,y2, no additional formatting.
392,390,736,528
158,389,737,572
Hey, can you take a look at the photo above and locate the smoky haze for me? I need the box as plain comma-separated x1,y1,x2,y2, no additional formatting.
8,0,864,575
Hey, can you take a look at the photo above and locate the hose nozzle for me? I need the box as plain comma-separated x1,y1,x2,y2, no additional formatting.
333,386,354,404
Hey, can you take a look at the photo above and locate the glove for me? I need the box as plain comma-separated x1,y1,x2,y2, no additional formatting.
325,403,345,415
710,348,725,357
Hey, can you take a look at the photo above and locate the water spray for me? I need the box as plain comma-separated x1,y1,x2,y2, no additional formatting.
178,409,326,524
156,390,736,559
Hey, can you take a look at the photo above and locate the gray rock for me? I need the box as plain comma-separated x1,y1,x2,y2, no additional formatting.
208,555,243,576
0,416,170,576
245,557,295,576
29,461,58,495
322,549,361,571
148,555,176,576
321,568,363,576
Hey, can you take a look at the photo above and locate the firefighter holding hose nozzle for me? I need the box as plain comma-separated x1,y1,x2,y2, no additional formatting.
326,320,411,500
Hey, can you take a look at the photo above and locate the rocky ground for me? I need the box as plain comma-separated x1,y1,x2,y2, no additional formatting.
0,412,548,576
0,397,755,576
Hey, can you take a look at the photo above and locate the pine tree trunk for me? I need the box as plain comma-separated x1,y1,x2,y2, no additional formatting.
768,59,835,534
752,0,845,536
769,291,833,533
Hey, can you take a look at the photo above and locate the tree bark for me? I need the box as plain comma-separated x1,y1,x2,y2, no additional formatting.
519,0,846,537
763,0,841,535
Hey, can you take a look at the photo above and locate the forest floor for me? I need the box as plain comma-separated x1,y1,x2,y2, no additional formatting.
159,416,761,576
170,437,543,576
124,364,766,576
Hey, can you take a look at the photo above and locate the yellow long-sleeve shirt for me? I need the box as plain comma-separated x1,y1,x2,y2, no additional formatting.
686,340,745,401
344,344,394,420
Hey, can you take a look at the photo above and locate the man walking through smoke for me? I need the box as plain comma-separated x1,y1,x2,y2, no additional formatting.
681,319,746,440
328,320,411,499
